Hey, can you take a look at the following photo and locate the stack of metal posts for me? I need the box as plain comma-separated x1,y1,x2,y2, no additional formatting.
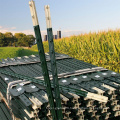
0,53,120,120
0,96,12,120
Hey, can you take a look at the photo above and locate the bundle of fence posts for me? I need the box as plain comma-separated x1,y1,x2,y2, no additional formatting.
0,96,12,120
0,53,120,120
0,0,120,120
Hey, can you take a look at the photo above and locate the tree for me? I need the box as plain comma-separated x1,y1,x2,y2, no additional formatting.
27,35,35,47
14,33,26,43
4,32,14,46
17,35,35,47
0,32,35,47
14,33,26,39
0,32,5,47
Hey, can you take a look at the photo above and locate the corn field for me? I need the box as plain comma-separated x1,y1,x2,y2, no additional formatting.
31,30,120,73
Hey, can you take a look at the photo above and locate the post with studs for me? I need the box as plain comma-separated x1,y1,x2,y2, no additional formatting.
29,1,57,120
45,5,63,120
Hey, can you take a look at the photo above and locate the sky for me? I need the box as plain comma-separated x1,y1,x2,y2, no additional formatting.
0,0,120,38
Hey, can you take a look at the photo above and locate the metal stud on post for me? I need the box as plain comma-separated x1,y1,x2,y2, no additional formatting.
45,5,63,120
29,1,57,120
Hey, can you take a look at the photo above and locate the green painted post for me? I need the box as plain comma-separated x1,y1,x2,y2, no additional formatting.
44,5,63,120
29,1,57,120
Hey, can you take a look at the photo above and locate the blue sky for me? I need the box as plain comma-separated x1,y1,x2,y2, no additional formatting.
0,0,120,37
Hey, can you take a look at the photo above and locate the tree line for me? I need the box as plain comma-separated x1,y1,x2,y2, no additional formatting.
0,32,35,47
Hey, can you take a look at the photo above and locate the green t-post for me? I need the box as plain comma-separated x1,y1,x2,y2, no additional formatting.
44,5,63,120
29,1,57,120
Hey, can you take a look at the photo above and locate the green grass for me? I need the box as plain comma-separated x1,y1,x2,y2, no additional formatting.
0,47,23,60
31,29,120,73
0,47,38,60
19,49,38,56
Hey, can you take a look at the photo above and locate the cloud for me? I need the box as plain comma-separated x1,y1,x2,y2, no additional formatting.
0,26,87,38
0,26,47,36
61,30,86,37
0,26,16,33
0,26,3,29
0,26,35,35
11,27,16,30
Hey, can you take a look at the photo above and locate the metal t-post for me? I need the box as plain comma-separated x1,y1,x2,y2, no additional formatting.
45,5,63,120
29,1,57,120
